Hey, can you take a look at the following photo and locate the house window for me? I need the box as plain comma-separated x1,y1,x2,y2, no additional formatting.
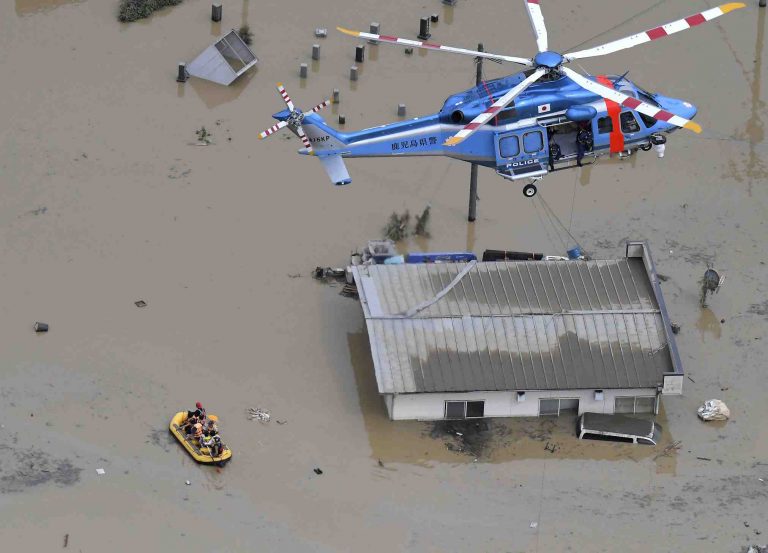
445,400,485,419
499,136,520,158
614,396,656,414
620,111,641,133
597,116,613,134
538,398,580,416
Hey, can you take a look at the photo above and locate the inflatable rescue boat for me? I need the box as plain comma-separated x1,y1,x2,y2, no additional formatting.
169,411,232,465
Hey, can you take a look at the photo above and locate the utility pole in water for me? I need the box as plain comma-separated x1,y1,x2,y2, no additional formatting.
468,43,483,222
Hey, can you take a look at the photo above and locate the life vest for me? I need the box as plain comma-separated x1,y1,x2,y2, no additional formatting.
193,423,203,438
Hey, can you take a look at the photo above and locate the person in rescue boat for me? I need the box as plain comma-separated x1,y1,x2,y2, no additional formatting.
187,402,206,422
204,419,218,437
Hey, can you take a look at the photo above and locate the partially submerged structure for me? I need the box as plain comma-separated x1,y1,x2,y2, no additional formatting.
352,241,683,420
186,30,257,86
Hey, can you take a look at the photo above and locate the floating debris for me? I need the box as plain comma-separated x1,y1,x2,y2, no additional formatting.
134,300,147,308
247,408,271,422
697,399,730,421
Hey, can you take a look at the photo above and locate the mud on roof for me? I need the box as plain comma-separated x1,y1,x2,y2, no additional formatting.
352,241,681,394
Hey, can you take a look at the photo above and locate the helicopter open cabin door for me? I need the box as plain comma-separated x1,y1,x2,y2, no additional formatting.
494,127,549,182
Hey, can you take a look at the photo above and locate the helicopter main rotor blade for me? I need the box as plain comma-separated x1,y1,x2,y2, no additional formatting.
561,67,701,133
258,120,289,140
308,99,331,114
564,3,745,61
524,0,548,53
277,82,296,112
444,68,547,147
295,124,314,153
337,27,533,66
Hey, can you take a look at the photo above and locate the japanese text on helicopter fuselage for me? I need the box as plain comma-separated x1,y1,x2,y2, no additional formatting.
391,136,438,151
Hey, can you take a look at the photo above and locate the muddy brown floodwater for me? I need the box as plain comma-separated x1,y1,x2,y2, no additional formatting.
1,0,767,551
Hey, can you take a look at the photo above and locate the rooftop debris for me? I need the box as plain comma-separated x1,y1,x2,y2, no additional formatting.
118,0,182,23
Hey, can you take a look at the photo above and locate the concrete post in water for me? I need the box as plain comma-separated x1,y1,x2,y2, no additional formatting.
468,43,483,222
369,22,380,44
176,62,187,83
332,88,340,104
350,65,358,81
761,0,766,8
431,14,439,23
338,114,346,125
211,3,222,22
397,104,406,117
312,44,320,60
418,17,431,40
442,0,457,5
355,45,365,63
299,63,308,78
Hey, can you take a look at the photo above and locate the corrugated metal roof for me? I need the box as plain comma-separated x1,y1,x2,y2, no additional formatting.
353,252,675,394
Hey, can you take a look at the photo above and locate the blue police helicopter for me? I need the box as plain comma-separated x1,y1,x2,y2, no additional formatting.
259,1,744,197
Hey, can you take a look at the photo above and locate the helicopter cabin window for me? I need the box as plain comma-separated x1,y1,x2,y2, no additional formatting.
638,112,658,129
522,131,544,154
620,112,641,133
499,136,520,158
597,116,613,134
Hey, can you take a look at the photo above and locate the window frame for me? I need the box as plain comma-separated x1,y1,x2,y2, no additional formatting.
614,396,657,414
539,397,580,416
522,130,544,154
597,116,613,134
444,400,486,419
499,135,520,158
619,111,641,134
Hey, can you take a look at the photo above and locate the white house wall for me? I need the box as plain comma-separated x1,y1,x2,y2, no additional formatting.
388,388,659,421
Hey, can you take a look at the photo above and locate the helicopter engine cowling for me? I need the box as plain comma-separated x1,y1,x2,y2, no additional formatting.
565,105,597,122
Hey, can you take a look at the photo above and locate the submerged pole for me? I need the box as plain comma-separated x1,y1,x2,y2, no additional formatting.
468,43,483,222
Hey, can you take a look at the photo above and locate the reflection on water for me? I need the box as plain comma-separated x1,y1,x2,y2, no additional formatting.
696,307,722,341
579,164,592,187
348,331,676,470
188,69,256,109
210,21,222,37
465,221,476,253
443,5,454,25
15,0,83,16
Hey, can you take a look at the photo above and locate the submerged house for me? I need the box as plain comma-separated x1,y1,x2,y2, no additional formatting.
351,242,683,421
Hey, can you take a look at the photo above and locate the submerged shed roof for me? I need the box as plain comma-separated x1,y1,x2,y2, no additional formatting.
186,30,258,86
352,241,681,394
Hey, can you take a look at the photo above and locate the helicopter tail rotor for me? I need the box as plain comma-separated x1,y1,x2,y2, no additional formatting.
258,83,331,154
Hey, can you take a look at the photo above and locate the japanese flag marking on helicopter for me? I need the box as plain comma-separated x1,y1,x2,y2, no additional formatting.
537,104,551,114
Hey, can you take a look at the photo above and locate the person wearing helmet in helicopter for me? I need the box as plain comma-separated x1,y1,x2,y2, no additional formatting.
575,121,594,167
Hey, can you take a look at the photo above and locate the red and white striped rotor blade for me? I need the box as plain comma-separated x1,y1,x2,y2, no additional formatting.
276,82,296,112
337,27,532,66
258,120,288,139
561,67,701,133
564,2,745,61
444,68,547,147
524,0,548,53
309,99,331,114
295,124,313,152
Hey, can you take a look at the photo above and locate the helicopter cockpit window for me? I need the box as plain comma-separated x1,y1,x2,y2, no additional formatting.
499,136,520,158
620,112,641,133
597,116,613,134
522,131,544,153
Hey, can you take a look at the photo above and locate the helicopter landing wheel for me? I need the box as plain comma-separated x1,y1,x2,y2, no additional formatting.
640,143,653,152
523,183,537,198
